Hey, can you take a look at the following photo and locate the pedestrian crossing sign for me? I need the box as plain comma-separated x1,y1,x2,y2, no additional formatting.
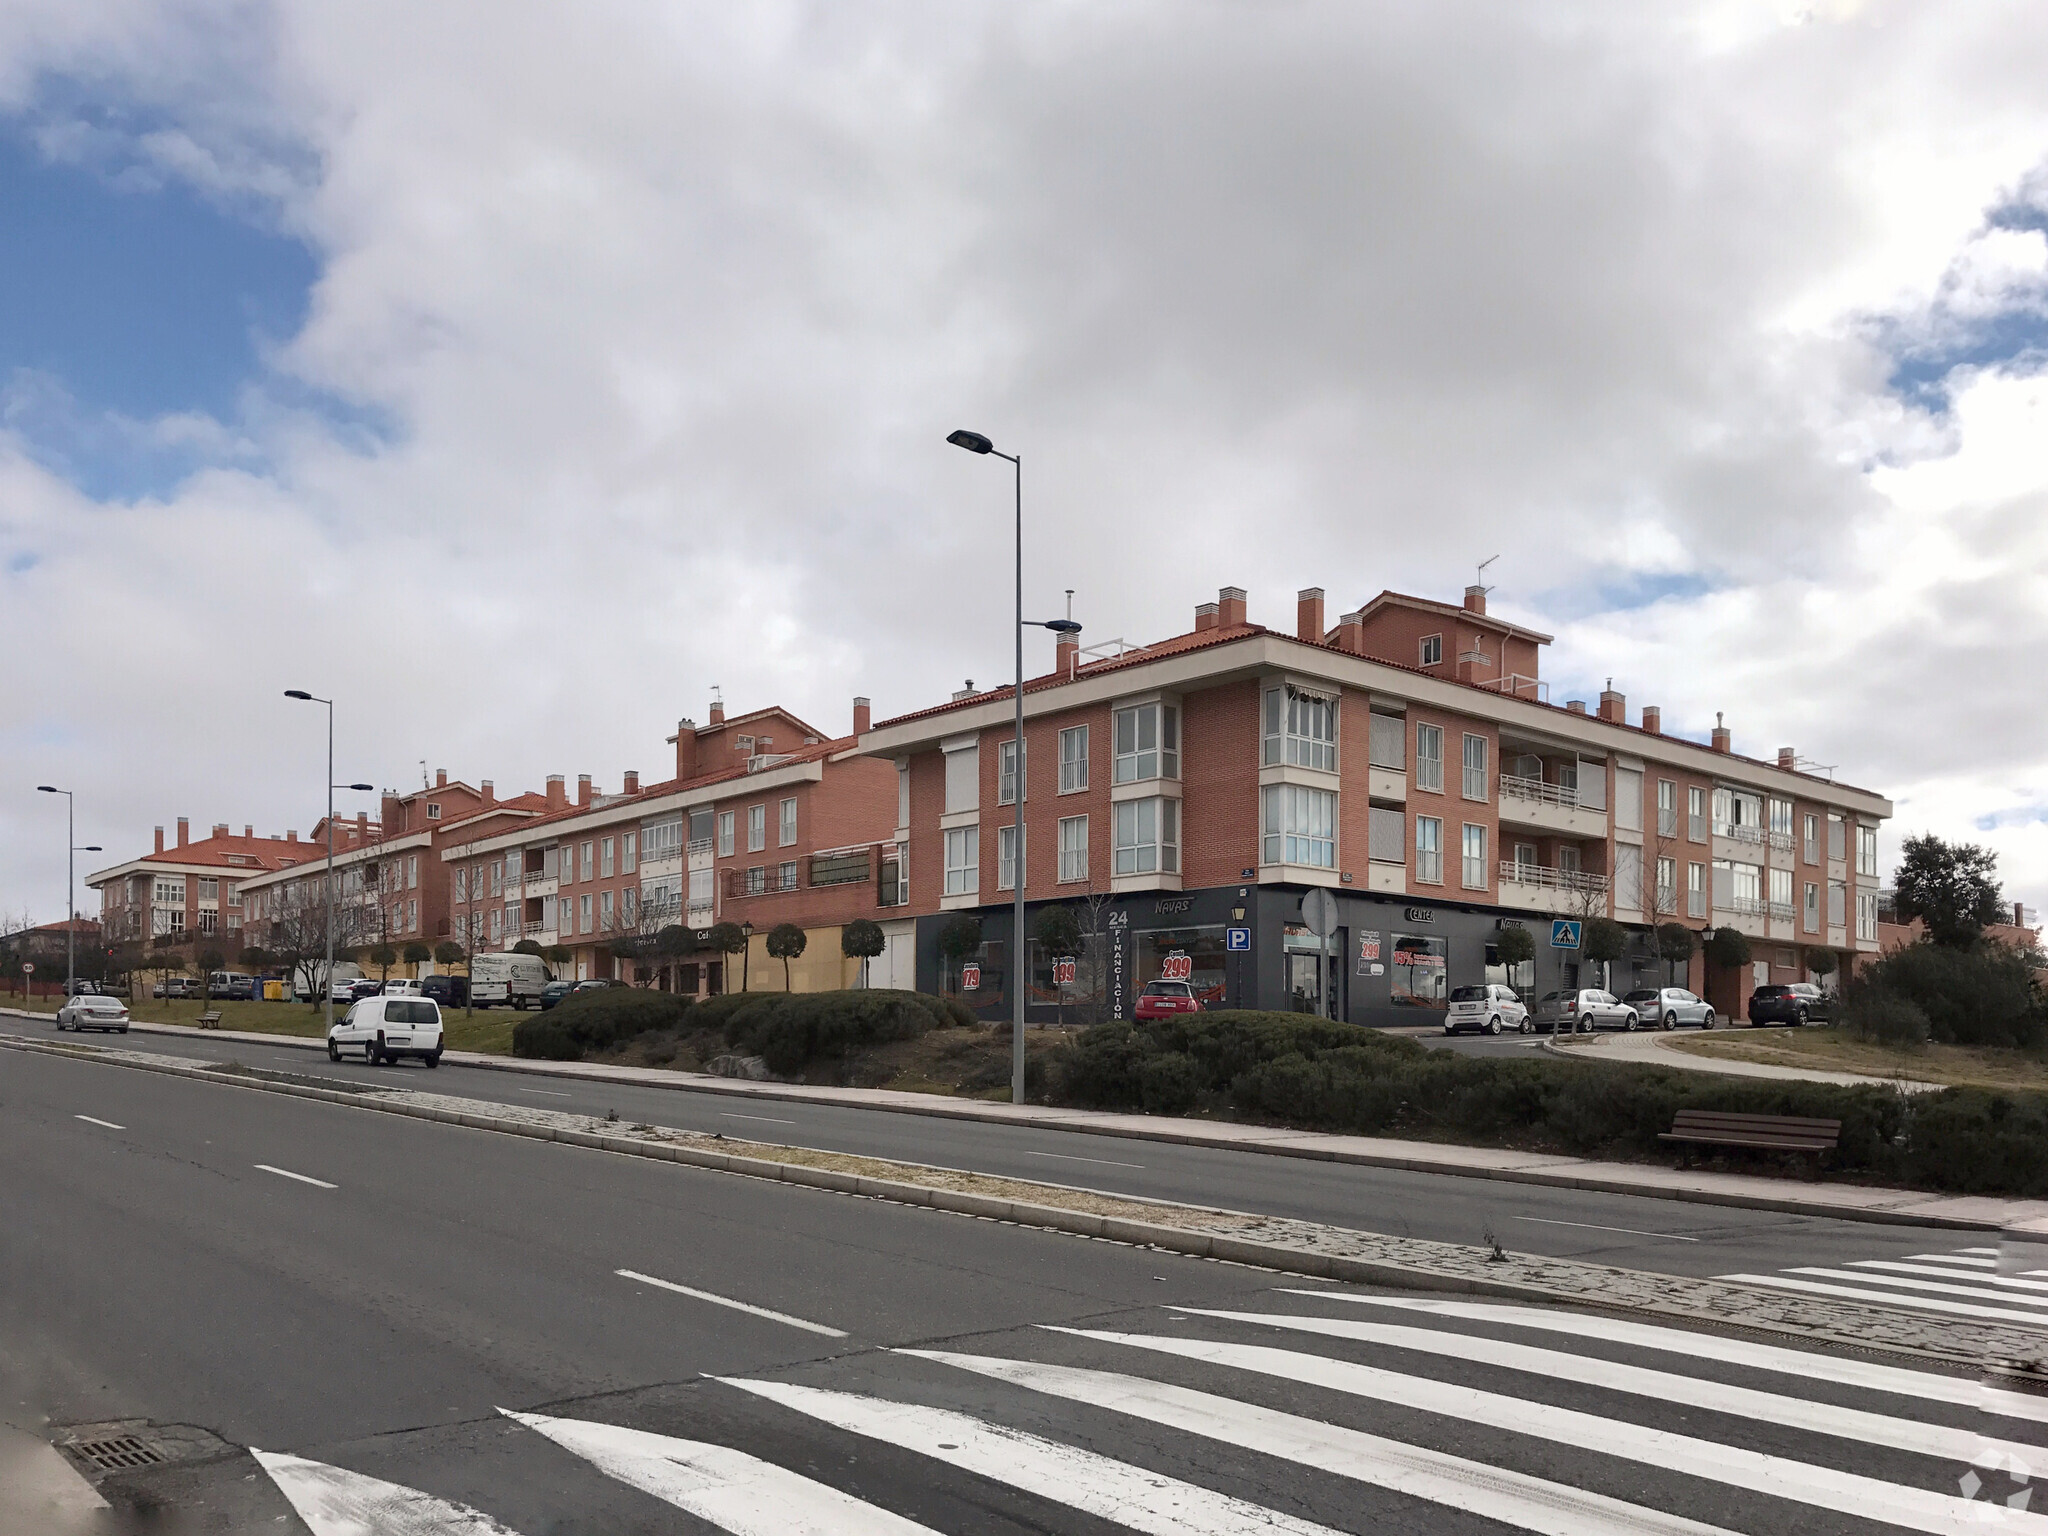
1551,919,1582,950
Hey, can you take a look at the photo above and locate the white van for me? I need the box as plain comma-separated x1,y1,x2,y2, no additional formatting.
470,951,550,1009
328,995,444,1066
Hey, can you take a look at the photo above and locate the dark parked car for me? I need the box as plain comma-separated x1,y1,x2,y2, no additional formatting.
538,979,576,1010
420,974,469,1007
348,977,385,1002
1747,981,1834,1027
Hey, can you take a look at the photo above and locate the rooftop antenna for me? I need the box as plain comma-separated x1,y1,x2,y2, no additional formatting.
419,759,429,790
711,684,723,704
1475,555,1499,595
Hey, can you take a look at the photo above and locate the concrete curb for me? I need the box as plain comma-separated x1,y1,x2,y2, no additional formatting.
2,1008,2022,1233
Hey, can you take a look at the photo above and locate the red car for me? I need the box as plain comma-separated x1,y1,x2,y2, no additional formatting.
1135,979,1202,1019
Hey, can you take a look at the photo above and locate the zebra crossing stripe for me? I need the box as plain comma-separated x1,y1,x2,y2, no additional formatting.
1173,1306,2035,1467
1721,1273,2048,1327
252,1449,523,1535
1051,1328,2048,1536
900,1350,1744,1536
1278,1291,2048,1423
718,1376,1349,1536
1788,1266,2048,1307
502,1410,937,1534
1905,1253,1999,1268
1847,1260,2048,1294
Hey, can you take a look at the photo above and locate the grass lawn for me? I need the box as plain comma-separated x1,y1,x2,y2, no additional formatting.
1664,1024,2048,1092
4,993,517,1055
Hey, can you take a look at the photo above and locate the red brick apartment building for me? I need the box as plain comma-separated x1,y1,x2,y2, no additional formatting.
858,584,1891,1025
88,819,327,945
436,700,901,992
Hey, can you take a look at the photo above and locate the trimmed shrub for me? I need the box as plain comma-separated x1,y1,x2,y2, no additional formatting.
1847,940,2044,1049
511,1015,581,1060
1840,985,1931,1050
1138,1052,1202,1115
544,988,693,1055
688,989,954,1075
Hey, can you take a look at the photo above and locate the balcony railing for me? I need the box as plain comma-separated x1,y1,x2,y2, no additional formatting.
1724,894,1766,916
1474,673,1549,702
687,838,714,854
1499,774,1584,810
1499,860,1609,895
1767,901,1797,921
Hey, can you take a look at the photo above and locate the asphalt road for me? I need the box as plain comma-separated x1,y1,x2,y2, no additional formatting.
8,1010,1972,1284
3,1045,2035,1535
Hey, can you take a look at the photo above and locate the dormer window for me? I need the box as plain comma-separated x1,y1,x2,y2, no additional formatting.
1419,634,1443,666
426,803,441,820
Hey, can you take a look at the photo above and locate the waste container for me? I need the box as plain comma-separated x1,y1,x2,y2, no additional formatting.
264,979,286,1001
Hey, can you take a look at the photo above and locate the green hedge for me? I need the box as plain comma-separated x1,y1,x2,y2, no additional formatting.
687,988,955,1075
512,988,692,1059
1048,1011,2048,1196
1842,940,2045,1049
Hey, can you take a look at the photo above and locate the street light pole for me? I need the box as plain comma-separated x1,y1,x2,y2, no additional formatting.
286,692,373,1037
36,785,78,1000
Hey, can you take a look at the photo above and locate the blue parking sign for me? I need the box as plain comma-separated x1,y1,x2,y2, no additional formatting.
1551,919,1582,950
1225,927,1251,951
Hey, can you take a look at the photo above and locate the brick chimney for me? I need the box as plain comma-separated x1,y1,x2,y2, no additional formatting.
356,811,369,844
577,774,592,808
545,775,566,811
1217,586,1248,628
1193,601,1219,633
287,829,298,843
480,780,495,805
709,698,725,726
1055,627,1080,677
1336,610,1364,654
1598,680,1625,724
1463,585,1487,615
243,825,253,838
435,768,447,788
1296,587,1325,643
853,696,872,735
1711,713,1732,753
176,817,189,848
382,791,401,833
1641,706,1661,735
1776,747,1796,770
1566,700,1587,715
154,826,165,854
623,770,640,795
672,721,698,782
212,823,228,838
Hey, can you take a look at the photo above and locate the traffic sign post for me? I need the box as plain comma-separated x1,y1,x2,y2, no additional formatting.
1551,920,1582,950
1301,889,1340,1019
1225,927,1250,952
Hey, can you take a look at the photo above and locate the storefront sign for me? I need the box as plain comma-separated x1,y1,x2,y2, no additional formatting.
1160,952,1193,981
1153,897,1194,915
1356,930,1381,972
1109,910,1129,1018
1403,907,1434,923
1054,958,1076,986
960,962,981,990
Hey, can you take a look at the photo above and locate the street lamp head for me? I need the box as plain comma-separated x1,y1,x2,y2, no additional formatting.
37,784,59,794
284,689,313,701
82,845,101,852
1040,618,1083,635
344,783,376,792
946,428,995,455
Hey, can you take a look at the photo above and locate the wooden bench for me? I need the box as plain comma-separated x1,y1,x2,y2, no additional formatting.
1660,1110,1840,1174
196,1010,223,1030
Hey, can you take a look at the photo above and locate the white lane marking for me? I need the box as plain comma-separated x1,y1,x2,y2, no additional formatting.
74,1115,126,1130
1850,1260,2048,1293
721,1377,1348,1536
721,1113,797,1126
1274,1291,2048,1421
1905,1252,1997,1267
255,1164,337,1189
1784,1266,2048,1307
253,1448,522,1534
1052,1327,2043,1536
1173,1307,2037,1467
1961,1247,2003,1255
614,1269,845,1337
503,1410,936,1533
515,1088,573,1098
906,1349,1742,1536
1719,1273,2048,1328
1019,1149,1146,1169
1512,1215,1698,1241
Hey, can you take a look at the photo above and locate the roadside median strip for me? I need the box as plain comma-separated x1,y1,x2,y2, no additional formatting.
2,1028,2034,1376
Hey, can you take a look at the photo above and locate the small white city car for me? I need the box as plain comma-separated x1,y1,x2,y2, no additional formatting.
55,993,130,1033
328,995,444,1067
1444,984,1529,1035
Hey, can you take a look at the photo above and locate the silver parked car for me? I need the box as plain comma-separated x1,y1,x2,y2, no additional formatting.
1622,987,1716,1030
56,993,130,1033
1445,984,1530,1036
1531,988,1640,1034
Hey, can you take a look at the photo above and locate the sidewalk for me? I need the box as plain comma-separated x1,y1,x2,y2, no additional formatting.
5,1007,2037,1231
1546,1026,1944,1092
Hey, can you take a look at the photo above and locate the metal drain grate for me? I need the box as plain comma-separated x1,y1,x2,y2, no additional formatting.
69,1435,168,1472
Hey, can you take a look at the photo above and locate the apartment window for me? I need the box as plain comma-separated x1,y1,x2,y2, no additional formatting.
1769,798,1793,842
1829,881,1846,927
541,896,556,930
717,812,735,857
1058,816,1089,882
1688,861,1706,919
1114,702,1179,782
1613,846,1641,910
407,854,419,889
688,808,714,848
600,890,614,930
1657,780,1677,837
1369,806,1405,864
997,824,1026,891
454,869,468,903
1415,724,1444,793
164,909,185,935
1261,784,1335,869
1114,796,1181,875
1856,825,1878,877
154,877,185,905
1461,735,1488,801
1804,881,1820,933
1262,685,1337,772
1688,786,1706,842
1828,814,1846,862
489,908,503,941
579,893,592,934
747,805,766,852
1368,711,1404,770
1514,842,1538,875
689,867,714,906
1461,824,1487,889
622,831,636,874
226,882,240,907
1803,814,1818,864
1613,767,1642,832
778,861,798,891
944,826,979,896
1414,816,1443,884
407,899,418,932
506,851,521,885
1857,889,1879,942
998,739,1026,806
1769,867,1794,914
601,837,615,878
1419,634,1442,666
944,744,980,813
579,842,593,881
197,876,219,902
1656,856,1677,913
779,798,797,847
489,863,502,896
197,910,218,935
744,865,766,896
1059,726,1089,793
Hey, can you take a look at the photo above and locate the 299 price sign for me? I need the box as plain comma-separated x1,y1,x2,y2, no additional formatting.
1159,952,1193,981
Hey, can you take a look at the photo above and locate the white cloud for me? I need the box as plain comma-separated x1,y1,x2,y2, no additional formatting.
3,1,2048,918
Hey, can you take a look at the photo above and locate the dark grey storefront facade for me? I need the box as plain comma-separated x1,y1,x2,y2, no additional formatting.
915,884,1647,1028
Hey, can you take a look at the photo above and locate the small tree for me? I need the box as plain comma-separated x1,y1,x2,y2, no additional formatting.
1893,833,2003,949
1581,917,1628,992
937,914,983,994
1655,922,1695,987
1704,925,1751,972
512,937,545,958
195,948,227,1007
707,922,748,991
237,945,271,972
766,922,807,991
402,941,432,975
542,943,573,981
434,940,465,970
840,918,886,989
369,943,398,983
1807,947,1839,990
1493,924,1536,996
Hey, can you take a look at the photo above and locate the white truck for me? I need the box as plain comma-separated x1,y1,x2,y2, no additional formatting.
470,951,550,1009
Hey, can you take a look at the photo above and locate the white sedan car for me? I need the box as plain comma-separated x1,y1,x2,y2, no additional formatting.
1623,987,1717,1030
1531,988,1641,1033
56,994,131,1033
328,995,444,1067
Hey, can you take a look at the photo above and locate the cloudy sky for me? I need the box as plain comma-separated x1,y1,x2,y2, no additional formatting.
4,1,2046,925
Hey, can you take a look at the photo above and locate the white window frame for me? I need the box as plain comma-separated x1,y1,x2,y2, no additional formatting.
579,842,594,881
997,823,1026,891
1112,702,1179,784
1461,734,1488,802
688,867,714,906
1415,815,1443,884
717,811,735,858
1856,825,1878,877
1369,806,1404,864
1415,724,1444,793
1688,785,1706,842
1419,634,1443,665
1262,684,1337,772
778,861,798,892
998,739,1026,806
1461,823,1487,890
1368,712,1404,770
944,826,979,896
779,797,798,847
1057,815,1088,883
1113,796,1181,876
1657,780,1677,837
622,831,636,875
578,893,592,934
1688,861,1706,918
944,744,980,814
454,869,468,903
601,837,615,879
1656,855,1677,913
1059,726,1089,793
600,890,614,930
1262,784,1336,869
407,854,419,889
747,804,766,853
